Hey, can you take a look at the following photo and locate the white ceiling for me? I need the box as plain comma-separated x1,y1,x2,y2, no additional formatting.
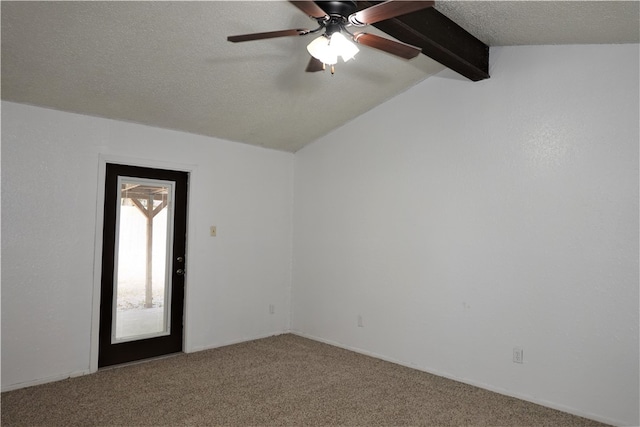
2,1,638,152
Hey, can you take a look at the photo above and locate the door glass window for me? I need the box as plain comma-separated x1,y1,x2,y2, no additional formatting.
112,177,175,343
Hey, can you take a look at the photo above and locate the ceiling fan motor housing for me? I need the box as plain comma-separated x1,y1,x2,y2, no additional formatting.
315,1,357,19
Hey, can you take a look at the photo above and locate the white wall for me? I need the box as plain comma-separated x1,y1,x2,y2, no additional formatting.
292,44,639,426
2,43,638,426
1,102,294,389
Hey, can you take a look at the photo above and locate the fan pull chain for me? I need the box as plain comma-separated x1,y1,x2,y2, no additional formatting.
319,62,336,75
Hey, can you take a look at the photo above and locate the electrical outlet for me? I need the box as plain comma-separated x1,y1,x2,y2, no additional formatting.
357,315,364,328
513,347,523,364
269,304,275,315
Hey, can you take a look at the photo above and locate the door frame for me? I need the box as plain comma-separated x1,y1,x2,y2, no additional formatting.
90,154,196,373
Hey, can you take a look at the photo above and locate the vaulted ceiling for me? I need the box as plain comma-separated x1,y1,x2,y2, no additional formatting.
2,1,638,152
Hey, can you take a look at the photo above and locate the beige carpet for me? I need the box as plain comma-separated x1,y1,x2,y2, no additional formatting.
1,334,608,426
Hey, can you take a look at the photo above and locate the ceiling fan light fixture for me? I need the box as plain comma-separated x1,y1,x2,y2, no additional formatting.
329,31,359,62
307,35,338,65
307,31,359,65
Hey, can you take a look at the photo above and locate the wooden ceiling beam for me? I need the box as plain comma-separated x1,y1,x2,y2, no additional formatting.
357,1,490,81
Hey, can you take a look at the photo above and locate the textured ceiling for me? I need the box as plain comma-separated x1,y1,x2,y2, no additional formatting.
435,1,640,46
2,1,638,152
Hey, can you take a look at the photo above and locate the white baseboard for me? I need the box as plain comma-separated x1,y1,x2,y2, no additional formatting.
186,330,288,354
290,330,625,427
1,369,92,392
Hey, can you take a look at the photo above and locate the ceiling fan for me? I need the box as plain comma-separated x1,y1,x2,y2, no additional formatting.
227,0,434,74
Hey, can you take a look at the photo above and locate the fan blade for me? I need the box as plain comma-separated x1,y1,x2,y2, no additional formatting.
290,1,329,19
351,1,434,25
227,28,309,43
353,33,421,59
305,56,325,72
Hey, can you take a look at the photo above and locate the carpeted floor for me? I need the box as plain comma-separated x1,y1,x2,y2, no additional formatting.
1,334,609,426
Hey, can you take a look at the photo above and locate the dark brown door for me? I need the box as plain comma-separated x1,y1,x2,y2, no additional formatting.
99,163,188,367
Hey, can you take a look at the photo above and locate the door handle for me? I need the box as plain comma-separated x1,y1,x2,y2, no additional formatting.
176,269,185,275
